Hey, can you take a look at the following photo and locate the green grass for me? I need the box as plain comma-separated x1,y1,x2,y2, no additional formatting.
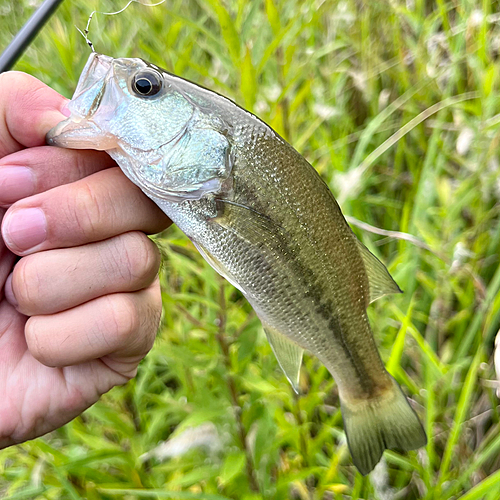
2,0,500,498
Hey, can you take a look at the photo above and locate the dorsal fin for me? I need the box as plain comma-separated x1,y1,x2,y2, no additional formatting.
264,324,303,393
354,238,402,303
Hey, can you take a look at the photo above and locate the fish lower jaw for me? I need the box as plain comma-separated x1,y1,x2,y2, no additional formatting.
47,117,118,150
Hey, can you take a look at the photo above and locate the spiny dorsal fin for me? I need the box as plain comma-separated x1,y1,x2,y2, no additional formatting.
354,238,402,304
264,324,303,393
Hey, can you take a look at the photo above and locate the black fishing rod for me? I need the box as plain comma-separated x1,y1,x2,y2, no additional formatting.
0,0,65,73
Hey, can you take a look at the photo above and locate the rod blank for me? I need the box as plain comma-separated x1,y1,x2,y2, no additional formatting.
0,0,65,73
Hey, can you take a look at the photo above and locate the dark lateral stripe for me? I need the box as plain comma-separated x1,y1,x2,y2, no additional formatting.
230,157,378,394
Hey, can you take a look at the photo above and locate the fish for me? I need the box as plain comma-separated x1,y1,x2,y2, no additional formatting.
46,53,427,475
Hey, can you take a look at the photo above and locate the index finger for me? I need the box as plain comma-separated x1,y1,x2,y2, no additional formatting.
0,71,68,158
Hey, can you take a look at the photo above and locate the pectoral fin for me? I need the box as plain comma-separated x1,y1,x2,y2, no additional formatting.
198,198,286,289
213,199,284,243
264,324,303,393
206,199,303,392
354,238,402,303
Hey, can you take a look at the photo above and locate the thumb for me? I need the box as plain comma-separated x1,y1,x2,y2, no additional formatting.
0,71,68,157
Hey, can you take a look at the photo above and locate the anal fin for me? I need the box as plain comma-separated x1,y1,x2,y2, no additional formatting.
264,324,303,393
354,238,402,303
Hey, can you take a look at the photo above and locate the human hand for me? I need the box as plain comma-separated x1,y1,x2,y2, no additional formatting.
0,72,171,448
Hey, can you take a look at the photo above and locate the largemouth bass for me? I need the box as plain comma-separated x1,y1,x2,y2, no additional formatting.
47,53,426,475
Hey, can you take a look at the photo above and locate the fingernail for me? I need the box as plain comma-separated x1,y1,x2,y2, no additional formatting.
2,208,47,253
4,273,18,308
60,104,71,117
0,167,35,205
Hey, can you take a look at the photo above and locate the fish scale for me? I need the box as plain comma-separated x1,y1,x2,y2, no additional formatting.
225,134,377,381
47,52,427,475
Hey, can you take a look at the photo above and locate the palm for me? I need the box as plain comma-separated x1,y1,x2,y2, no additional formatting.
0,288,128,449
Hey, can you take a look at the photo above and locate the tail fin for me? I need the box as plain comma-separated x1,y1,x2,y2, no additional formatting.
340,376,427,475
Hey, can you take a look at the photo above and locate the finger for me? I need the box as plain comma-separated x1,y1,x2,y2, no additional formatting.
25,279,161,369
1,167,171,256
0,208,16,297
0,72,68,157
0,250,15,302
0,146,116,207
8,231,160,316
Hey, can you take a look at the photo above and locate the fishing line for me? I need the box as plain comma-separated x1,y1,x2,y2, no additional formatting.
76,0,167,52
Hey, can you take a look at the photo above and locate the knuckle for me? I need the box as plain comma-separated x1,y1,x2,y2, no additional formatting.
70,181,109,240
72,149,92,180
118,232,160,287
105,294,141,344
0,72,29,94
141,283,163,350
12,257,41,313
102,287,160,356
74,150,115,179
0,72,47,116
25,317,55,367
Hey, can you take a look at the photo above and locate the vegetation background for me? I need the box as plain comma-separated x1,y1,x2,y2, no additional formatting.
1,0,500,498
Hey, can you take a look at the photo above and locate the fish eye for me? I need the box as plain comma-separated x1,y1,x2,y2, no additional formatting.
132,70,162,97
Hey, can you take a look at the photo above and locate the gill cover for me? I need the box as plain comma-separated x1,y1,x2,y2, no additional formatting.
47,53,233,201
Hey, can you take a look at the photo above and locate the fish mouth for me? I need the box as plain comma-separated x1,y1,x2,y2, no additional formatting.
46,117,118,150
46,53,119,150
